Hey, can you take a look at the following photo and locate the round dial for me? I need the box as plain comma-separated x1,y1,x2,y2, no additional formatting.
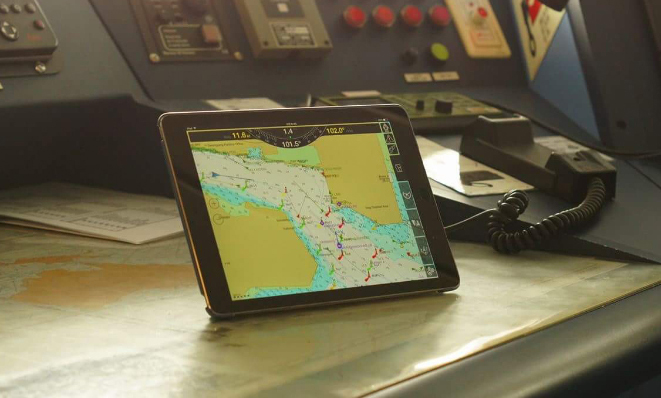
248,126,326,148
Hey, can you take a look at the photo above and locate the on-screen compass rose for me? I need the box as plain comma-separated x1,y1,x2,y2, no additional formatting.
247,126,326,148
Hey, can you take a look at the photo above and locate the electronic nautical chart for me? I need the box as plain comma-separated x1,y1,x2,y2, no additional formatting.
187,120,439,300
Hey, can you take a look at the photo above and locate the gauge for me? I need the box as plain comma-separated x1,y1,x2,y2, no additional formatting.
248,126,326,148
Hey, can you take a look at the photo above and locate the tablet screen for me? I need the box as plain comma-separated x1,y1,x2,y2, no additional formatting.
187,120,439,301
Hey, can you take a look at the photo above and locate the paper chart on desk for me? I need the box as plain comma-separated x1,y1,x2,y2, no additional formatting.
0,183,183,244
416,137,534,196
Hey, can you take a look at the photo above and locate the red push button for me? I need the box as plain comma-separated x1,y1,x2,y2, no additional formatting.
429,5,451,27
472,6,488,25
401,5,423,28
343,5,366,29
372,5,395,28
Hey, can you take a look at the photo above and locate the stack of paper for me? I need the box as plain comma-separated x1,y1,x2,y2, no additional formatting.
0,183,183,244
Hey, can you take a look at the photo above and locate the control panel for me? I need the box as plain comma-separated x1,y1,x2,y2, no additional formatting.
130,0,240,62
339,2,456,67
446,0,511,58
341,4,452,30
0,0,547,199
82,0,525,100
234,0,332,59
316,92,508,133
0,0,58,76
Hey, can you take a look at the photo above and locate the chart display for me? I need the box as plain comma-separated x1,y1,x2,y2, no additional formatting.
188,121,438,300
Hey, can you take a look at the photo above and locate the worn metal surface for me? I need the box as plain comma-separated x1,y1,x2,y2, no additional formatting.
1,226,660,397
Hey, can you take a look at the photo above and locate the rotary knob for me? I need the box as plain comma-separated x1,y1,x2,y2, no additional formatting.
1,21,18,41
402,47,420,65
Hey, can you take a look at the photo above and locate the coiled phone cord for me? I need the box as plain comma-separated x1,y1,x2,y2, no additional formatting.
445,177,608,254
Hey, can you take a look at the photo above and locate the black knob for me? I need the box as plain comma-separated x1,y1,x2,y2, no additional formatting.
435,99,453,114
416,99,425,111
402,48,419,65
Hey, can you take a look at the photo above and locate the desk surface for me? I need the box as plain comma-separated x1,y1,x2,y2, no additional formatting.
1,226,660,397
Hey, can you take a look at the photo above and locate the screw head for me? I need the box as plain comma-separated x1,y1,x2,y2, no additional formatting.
149,53,161,63
35,62,47,74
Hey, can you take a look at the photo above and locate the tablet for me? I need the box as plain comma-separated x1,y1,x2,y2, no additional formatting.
159,105,459,317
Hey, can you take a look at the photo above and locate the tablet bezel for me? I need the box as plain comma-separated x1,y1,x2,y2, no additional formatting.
159,105,459,317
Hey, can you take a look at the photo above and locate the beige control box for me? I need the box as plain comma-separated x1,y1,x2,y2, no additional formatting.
234,0,332,59
446,0,511,59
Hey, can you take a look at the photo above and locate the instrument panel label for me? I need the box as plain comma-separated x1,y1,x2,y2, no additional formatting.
261,0,304,18
404,73,433,83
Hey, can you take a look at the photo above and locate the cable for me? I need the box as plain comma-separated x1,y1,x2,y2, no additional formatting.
477,99,661,160
445,177,608,254
444,209,492,233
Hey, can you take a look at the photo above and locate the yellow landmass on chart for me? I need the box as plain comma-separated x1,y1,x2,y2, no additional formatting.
11,263,196,309
209,202,317,297
314,134,401,225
